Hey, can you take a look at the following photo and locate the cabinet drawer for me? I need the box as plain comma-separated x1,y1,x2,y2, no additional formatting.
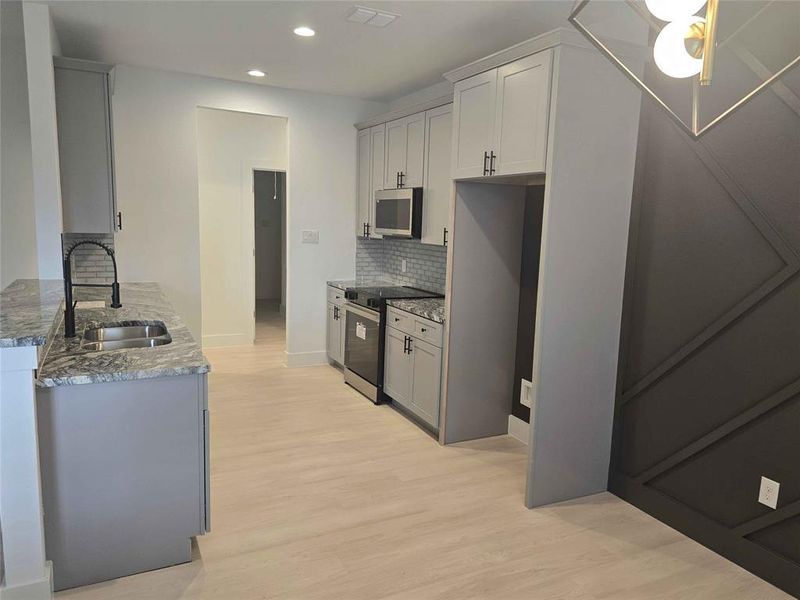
327,286,346,307
386,306,415,336
414,319,443,348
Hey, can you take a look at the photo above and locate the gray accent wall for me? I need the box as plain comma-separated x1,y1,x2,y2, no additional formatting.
356,237,447,294
611,66,800,596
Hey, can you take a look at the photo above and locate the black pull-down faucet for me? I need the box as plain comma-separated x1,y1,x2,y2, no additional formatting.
62,239,121,338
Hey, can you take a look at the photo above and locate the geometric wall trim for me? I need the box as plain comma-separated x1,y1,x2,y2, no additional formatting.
610,65,800,597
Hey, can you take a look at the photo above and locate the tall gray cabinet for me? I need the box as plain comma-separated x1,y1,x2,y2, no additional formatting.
54,57,120,234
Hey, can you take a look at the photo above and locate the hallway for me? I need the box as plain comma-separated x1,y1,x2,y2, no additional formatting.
56,318,789,599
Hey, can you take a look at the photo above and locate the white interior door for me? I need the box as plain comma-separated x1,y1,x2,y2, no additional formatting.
493,50,552,176
451,70,497,180
421,104,453,246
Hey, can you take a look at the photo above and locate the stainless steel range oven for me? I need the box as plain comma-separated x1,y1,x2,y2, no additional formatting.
343,303,381,402
343,285,444,404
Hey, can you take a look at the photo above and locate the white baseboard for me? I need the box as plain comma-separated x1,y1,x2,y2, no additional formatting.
508,414,529,445
202,333,252,348
2,561,53,599
285,350,328,368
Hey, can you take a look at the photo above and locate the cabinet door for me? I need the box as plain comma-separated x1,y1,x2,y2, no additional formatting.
421,104,453,246
327,303,343,364
55,64,117,233
451,70,496,180
369,124,385,238
384,117,407,189
384,327,413,407
493,50,552,176
410,337,442,428
403,112,426,188
356,128,372,238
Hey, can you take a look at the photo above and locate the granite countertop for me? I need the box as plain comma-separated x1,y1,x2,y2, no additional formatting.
386,298,446,324
0,279,64,348
327,279,398,291
38,282,210,387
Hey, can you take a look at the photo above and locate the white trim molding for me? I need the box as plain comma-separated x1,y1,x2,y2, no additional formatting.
0,345,54,600
508,414,530,445
443,27,590,83
285,350,328,368
202,333,253,348
355,95,453,131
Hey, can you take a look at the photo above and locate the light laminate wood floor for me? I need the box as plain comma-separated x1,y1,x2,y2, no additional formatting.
56,307,789,599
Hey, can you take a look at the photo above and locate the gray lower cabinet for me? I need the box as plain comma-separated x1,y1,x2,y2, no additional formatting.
384,308,444,429
409,337,442,426
326,302,345,364
384,326,413,404
54,56,119,233
36,374,209,591
326,286,346,365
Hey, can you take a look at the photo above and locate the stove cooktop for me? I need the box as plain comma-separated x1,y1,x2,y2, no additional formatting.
345,286,443,309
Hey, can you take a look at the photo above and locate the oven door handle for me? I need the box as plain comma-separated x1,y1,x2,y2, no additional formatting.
345,303,380,323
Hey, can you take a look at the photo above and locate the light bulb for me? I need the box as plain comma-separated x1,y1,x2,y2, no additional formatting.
653,17,704,78
645,0,707,22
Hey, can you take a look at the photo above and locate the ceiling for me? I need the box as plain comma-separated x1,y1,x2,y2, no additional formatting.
45,1,574,102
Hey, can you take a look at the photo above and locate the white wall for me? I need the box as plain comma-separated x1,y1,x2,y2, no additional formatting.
254,171,284,303
197,107,287,347
1,1,38,288
111,66,385,360
22,2,63,279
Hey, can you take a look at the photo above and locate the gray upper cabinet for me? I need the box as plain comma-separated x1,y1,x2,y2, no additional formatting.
421,104,453,247
54,57,119,234
356,128,372,238
451,49,552,179
492,52,552,176
384,112,425,189
451,70,496,180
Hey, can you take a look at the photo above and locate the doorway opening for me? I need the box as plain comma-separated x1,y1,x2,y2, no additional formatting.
253,170,286,346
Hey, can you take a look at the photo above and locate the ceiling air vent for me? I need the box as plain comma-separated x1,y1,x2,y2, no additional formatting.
346,5,399,27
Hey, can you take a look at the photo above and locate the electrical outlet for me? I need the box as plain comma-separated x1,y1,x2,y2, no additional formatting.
301,230,319,244
401,259,407,273
758,476,780,509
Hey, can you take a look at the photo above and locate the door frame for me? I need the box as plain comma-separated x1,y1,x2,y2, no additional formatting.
243,164,287,343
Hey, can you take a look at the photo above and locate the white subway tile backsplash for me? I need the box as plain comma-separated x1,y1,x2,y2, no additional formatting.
355,237,447,293
62,233,116,285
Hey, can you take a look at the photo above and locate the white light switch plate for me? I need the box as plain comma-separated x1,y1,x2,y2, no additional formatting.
519,379,533,409
758,476,780,509
301,230,319,244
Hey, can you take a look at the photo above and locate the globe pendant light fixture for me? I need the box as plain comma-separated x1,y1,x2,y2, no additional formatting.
568,0,800,138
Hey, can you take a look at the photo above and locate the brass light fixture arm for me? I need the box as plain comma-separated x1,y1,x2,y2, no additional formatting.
700,0,719,85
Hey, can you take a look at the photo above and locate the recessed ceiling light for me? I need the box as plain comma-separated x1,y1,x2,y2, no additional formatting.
293,26,315,37
247,69,266,77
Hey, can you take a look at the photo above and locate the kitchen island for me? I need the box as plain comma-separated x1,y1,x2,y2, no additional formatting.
2,280,210,592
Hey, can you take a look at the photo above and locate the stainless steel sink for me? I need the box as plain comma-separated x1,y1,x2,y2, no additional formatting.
81,322,171,351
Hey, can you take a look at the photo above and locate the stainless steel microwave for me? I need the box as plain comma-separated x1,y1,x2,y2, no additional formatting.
374,188,423,238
